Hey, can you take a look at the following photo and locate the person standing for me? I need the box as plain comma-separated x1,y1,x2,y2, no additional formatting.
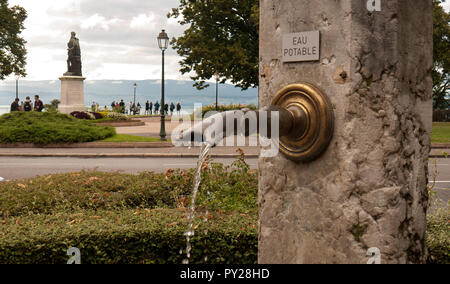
111,101,116,111
145,101,150,115
164,103,169,115
170,102,175,116
23,97,32,112
176,102,181,115
119,100,125,114
129,101,133,115
34,95,44,112
10,98,20,112
137,103,141,115
149,101,153,115
154,101,160,115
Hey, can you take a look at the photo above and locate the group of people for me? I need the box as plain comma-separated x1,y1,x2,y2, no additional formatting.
109,100,182,116
144,101,182,116
10,95,44,112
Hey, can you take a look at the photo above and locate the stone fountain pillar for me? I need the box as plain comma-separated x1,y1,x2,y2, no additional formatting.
259,0,433,264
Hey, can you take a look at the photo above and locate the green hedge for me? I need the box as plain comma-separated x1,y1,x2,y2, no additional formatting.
0,209,257,264
201,104,257,117
0,158,259,264
0,112,115,144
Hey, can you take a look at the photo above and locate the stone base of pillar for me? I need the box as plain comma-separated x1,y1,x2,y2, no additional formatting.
59,76,87,114
58,104,88,114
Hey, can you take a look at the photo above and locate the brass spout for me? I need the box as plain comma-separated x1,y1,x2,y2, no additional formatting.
179,83,334,163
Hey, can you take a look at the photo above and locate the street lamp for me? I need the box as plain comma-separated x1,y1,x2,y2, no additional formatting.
14,73,20,100
214,72,220,111
158,29,169,141
133,83,137,115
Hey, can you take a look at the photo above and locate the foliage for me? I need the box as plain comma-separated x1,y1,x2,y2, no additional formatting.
433,0,450,109
0,158,447,264
0,158,258,264
91,112,103,120
106,112,130,121
431,122,450,143
0,160,257,218
433,109,450,122
0,112,115,144
0,208,257,264
70,111,96,120
201,103,257,117
44,99,60,113
170,0,449,106
168,0,259,90
0,0,27,80
426,207,450,264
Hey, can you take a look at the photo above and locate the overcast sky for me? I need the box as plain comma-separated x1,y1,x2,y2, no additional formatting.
6,0,450,81
8,0,186,81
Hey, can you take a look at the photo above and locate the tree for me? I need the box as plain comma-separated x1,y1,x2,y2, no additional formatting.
0,0,27,80
168,0,259,90
171,0,449,104
433,0,450,109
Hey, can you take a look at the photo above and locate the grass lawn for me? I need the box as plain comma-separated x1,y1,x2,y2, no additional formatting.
101,134,162,143
432,122,450,144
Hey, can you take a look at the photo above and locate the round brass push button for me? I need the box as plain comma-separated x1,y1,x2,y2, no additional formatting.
272,83,334,163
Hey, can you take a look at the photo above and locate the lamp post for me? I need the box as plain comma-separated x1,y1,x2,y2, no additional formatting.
214,72,220,111
133,83,137,115
15,73,20,100
158,29,169,141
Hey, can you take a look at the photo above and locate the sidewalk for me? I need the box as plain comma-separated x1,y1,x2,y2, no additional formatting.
0,146,446,158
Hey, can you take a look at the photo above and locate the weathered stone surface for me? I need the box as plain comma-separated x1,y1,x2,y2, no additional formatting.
259,0,432,264
59,76,87,114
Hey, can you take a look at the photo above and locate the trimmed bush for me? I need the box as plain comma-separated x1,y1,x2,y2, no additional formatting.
0,160,257,218
0,157,258,264
0,209,257,264
0,112,115,144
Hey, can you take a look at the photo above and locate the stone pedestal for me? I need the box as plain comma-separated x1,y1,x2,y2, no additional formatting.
59,76,87,114
259,0,433,264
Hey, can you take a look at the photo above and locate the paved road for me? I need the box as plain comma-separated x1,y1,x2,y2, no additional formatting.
0,157,259,180
0,157,448,205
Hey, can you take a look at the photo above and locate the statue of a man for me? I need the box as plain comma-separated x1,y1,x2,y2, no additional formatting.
65,32,82,76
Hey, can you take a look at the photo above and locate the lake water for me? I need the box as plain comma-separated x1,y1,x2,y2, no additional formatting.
0,106,9,116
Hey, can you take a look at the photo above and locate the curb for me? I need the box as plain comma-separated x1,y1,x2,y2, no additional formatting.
94,121,146,127
0,152,443,159
0,142,174,149
432,143,450,149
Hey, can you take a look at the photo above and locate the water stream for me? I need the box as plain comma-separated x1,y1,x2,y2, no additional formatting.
182,142,213,264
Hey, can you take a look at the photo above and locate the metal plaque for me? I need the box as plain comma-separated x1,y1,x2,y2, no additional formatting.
282,31,320,63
